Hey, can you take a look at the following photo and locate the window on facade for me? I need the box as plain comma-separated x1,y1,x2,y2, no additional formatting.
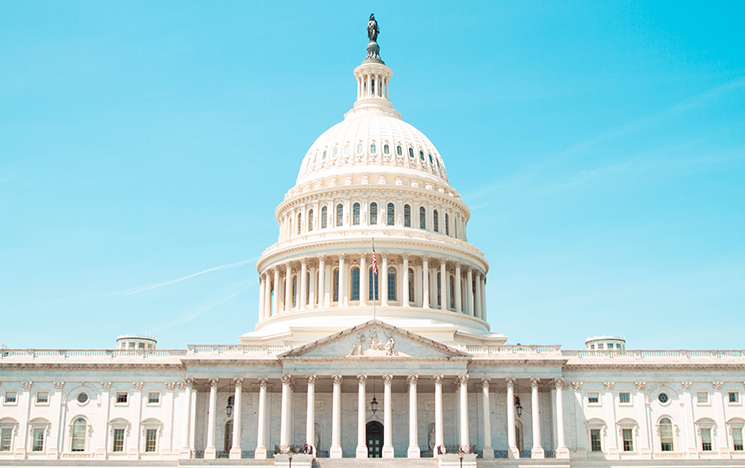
619,392,631,404
420,207,426,229
697,392,708,404
321,206,328,229
729,392,740,403
404,204,411,227
408,268,415,303
449,276,455,309
297,213,302,235
701,428,712,451
733,427,744,451
396,145,402,155
388,267,396,301
116,392,128,404
419,150,425,160
369,266,379,301
306,271,311,304
588,392,599,404
445,214,449,236
357,143,363,154
1,428,12,452
436,272,442,306
145,428,157,453
77,392,88,404
308,209,313,232
71,418,87,452
658,393,669,404
409,148,414,158
112,428,124,452
429,154,433,165
333,268,339,302
433,210,439,232
660,418,674,451
370,202,378,225
622,429,634,452
32,428,44,452
590,429,602,452
353,203,360,225
4,392,16,404
291,275,297,308
333,147,338,159
36,392,49,404
148,392,159,404
384,144,389,154
351,267,360,301
336,204,343,227
370,143,376,154
387,203,395,226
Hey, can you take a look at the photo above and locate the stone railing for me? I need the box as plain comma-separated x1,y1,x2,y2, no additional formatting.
186,345,290,355
570,350,745,359
0,349,186,359
466,344,562,355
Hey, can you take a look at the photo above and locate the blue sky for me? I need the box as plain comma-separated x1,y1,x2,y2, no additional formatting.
1,1,743,350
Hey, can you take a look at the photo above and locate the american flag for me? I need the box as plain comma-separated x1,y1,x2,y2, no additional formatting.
372,239,378,275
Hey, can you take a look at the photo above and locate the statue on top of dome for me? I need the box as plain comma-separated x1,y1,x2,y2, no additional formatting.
367,14,379,43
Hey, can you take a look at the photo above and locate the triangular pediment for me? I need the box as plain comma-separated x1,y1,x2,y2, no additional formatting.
278,319,469,359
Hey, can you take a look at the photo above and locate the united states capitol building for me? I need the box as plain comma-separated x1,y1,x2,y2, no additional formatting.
1,16,744,468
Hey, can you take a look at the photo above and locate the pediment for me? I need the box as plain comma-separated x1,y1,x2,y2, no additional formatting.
278,319,468,360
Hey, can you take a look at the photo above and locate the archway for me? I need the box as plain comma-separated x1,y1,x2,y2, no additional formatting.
366,421,383,458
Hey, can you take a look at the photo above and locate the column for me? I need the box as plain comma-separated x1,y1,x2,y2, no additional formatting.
318,256,327,307
284,263,292,312
308,265,316,309
258,274,265,319
263,273,271,318
273,269,280,316
454,263,462,313
356,375,368,458
634,382,651,458
440,260,448,311
603,382,619,458
554,379,569,458
422,256,430,309
530,378,544,458
466,268,474,316
506,378,518,458
330,375,343,458
474,272,482,320
306,375,316,456
480,275,487,319
179,380,192,457
299,258,308,310
383,375,394,458
338,254,347,306
434,375,444,456
360,252,368,306
230,379,243,459
205,378,218,459
407,375,420,458
713,382,730,458
255,379,268,459
481,379,494,458
189,380,197,453
402,254,410,307
280,375,292,450
458,375,470,451
381,253,389,306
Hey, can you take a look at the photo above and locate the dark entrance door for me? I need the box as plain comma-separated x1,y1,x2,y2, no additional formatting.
366,421,383,458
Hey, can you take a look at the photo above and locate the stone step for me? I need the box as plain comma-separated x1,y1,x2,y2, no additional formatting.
314,458,437,468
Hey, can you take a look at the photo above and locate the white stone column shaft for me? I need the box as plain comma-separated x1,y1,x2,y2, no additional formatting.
360,253,368,306
338,254,347,306
555,380,569,458
299,259,307,310
306,375,316,455
530,378,544,458
402,254,410,306
318,256,327,308
440,261,448,310
284,263,292,312
454,264,462,313
255,379,268,459
434,376,444,456
205,379,218,459
280,376,292,448
506,379,518,458
382,375,394,458
180,381,192,455
229,379,243,459
466,268,474,315
481,379,494,458
381,253,389,306
356,376,368,458
480,275,487,319
273,269,280,316
407,375,420,458
330,375,343,458
458,375,469,450
474,272,482,320
422,257,430,308
258,274,265,320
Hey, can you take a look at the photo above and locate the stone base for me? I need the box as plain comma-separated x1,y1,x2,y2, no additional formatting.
330,444,343,458
356,445,368,458
508,446,520,459
229,447,242,459
482,446,494,459
254,446,267,459
438,453,477,468
275,454,313,468
178,448,192,459
531,446,545,459
382,444,394,458
203,447,216,460
407,445,421,458
556,445,570,459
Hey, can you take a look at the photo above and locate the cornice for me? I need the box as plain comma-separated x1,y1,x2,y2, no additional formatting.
563,363,745,371
0,363,185,370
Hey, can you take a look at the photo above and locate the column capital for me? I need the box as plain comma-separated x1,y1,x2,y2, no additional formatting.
530,378,540,388
571,381,583,392
407,375,419,387
208,378,219,388
54,381,65,390
318,255,326,264
505,378,515,388
383,374,393,384
134,381,145,391
101,382,112,391
433,375,444,384
307,375,317,385
681,381,692,391
458,374,469,385
258,378,269,388
285,261,292,269
421,255,430,262
357,375,367,384
713,381,724,391
603,381,615,391
165,382,177,391
480,378,490,389
260,272,267,280
178,381,189,391
338,253,347,262
190,378,199,390
380,252,388,260
360,252,368,259
552,378,565,389
332,375,344,386
234,378,244,387
300,257,308,266
280,375,294,386
402,252,410,260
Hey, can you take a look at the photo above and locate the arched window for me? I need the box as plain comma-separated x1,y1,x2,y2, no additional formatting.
353,203,360,225
387,203,395,226
370,143,376,154
660,418,674,451
333,268,339,302
370,202,378,225
224,420,233,452
433,210,439,232
384,144,390,154
420,150,425,161
351,267,360,301
369,266,379,301
388,267,397,301
336,204,343,227
357,143,363,154
297,213,302,235
445,213,449,236
71,418,87,452
397,145,402,156
409,148,414,158
408,268,415,303
437,272,442,306
306,271,311,304
404,204,411,227
420,207,426,229
308,209,314,232
321,206,328,229
292,275,297,308
449,276,455,309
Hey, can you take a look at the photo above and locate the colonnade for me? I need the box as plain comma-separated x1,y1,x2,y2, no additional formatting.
357,71,389,100
195,376,568,460
258,254,487,321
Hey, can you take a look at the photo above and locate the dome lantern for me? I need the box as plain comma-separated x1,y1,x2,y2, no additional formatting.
354,14,393,110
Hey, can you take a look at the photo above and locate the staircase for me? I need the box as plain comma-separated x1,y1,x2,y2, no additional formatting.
314,458,438,468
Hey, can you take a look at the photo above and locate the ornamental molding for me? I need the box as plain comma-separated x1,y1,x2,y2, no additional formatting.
713,381,724,391
571,382,583,392
681,381,692,391
165,382,177,391
635,382,646,391
307,375,318,385
54,381,65,390
22,381,32,390
603,382,615,391
133,382,144,391
101,382,112,391
563,363,745,371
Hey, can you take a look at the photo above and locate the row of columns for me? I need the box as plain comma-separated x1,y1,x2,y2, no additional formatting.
258,254,487,320
357,71,389,100
198,376,568,460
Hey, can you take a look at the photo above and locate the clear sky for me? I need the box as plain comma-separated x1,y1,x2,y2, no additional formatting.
1,1,743,350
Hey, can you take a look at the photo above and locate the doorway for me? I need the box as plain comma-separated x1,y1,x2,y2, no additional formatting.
366,421,383,458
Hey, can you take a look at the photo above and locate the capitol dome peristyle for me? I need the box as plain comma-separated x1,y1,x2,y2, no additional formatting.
243,30,504,347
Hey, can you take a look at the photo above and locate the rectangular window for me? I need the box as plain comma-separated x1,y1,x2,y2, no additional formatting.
4,392,17,404
697,392,708,404
116,392,128,404
622,428,634,452
733,427,743,451
588,392,599,404
701,428,712,451
112,428,125,452
36,392,49,404
145,428,157,453
32,428,44,452
729,392,740,403
590,428,602,452
147,392,159,404
619,392,631,404
0,428,12,452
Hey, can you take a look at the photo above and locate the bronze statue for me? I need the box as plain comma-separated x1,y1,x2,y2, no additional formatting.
367,14,379,43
